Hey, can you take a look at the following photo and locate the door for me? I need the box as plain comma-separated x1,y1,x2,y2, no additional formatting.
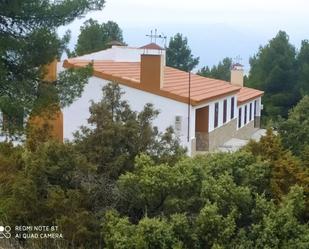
195,106,209,151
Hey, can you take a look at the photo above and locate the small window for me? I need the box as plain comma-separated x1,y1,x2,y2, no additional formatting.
231,97,235,119
249,103,252,121
238,107,242,128
223,99,227,123
254,100,257,117
214,102,219,128
244,105,247,124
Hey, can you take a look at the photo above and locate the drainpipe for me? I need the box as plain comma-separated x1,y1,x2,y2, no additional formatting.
187,71,191,142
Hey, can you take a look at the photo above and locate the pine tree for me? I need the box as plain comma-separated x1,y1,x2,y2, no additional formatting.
198,57,232,81
74,19,124,56
166,33,199,72
247,31,299,119
0,0,104,136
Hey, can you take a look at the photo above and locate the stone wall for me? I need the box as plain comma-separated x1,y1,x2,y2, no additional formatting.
195,118,260,153
254,116,261,128
235,120,258,140
196,132,209,151
208,118,237,151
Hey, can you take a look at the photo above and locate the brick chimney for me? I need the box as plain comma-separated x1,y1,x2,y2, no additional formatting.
28,60,63,142
140,54,165,90
230,63,244,87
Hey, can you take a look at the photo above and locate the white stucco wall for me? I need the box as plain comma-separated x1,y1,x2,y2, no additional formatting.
193,94,238,133
237,97,262,129
62,76,195,155
74,46,165,63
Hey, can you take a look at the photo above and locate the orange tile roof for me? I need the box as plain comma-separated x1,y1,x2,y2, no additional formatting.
140,43,164,50
237,87,264,104
63,59,262,106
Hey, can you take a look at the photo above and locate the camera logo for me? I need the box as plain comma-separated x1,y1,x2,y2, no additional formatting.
0,226,11,239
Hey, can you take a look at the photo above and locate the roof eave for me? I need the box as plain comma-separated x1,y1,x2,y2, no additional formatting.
237,93,264,105
63,60,254,107
192,89,241,107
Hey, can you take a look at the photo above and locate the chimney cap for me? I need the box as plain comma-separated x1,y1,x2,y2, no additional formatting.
106,40,126,47
232,63,244,70
140,42,164,50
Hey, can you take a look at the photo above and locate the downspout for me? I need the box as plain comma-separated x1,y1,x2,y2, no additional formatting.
187,71,191,142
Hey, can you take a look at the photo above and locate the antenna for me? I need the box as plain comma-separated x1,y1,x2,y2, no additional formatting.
234,55,243,65
146,30,153,42
146,29,167,46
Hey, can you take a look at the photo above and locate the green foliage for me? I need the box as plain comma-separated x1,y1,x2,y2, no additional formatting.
56,64,94,108
116,154,201,221
1,136,308,248
250,186,309,249
196,202,236,248
74,19,124,56
278,95,309,157
0,0,103,137
166,33,199,72
297,40,309,96
1,83,309,248
74,82,186,179
245,128,285,161
247,31,299,119
105,151,308,249
0,141,99,248
103,210,182,249
245,128,309,218
198,57,232,81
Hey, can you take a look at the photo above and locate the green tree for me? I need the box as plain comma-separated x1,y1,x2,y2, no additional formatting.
247,31,299,119
103,210,183,249
104,151,309,248
116,154,200,221
278,95,309,157
249,186,309,249
195,201,236,248
166,33,199,72
103,21,124,44
245,128,308,216
74,19,124,56
0,141,100,248
297,40,309,96
0,0,102,137
1,138,308,248
74,82,186,179
198,57,232,81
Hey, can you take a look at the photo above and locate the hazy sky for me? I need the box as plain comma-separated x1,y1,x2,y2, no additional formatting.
96,0,307,29
59,0,309,69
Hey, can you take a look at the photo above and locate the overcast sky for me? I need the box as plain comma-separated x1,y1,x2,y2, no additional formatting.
59,0,309,69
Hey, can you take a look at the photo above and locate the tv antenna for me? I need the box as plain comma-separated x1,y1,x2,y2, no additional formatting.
234,55,243,65
146,29,167,46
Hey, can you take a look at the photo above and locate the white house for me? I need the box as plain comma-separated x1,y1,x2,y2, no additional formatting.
59,43,263,156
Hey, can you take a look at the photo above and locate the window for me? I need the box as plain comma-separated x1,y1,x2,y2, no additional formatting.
238,107,242,128
214,102,219,128
231,97,235,119
254,100,257,117
249,103,252,121
244,105,247,124
223,99,227,123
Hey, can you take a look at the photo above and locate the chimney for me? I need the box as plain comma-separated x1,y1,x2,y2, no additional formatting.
230,63,244,87
140,54,165,90
28,60,63,143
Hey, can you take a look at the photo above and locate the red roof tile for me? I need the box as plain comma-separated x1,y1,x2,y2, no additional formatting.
63,59,262,106
140,43,164,50
237,87,264,104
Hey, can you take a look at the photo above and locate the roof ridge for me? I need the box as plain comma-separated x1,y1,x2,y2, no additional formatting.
63,59,263,105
